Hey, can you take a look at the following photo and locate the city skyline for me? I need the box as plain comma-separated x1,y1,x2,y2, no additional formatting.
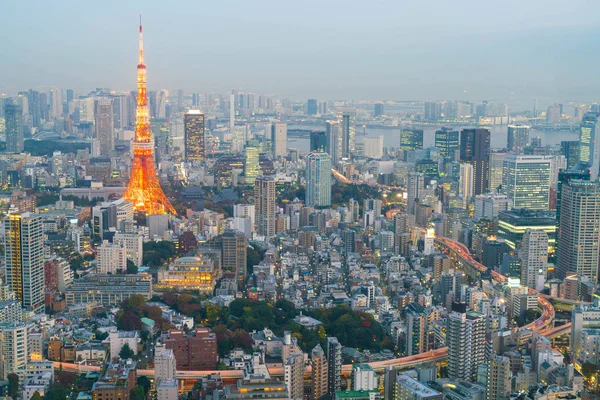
1,1,600,106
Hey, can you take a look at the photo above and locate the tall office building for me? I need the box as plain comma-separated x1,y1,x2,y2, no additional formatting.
459,163,474,208
446,302,486,381
271,123,287,158
506,124,530,153
502,155,551,210
184,110,205,161
556,180,600,282
326,337,342,398
311,344,328,400
579,112,600,180
326,120,342,165
407,172,424,215
222,229,248,285
306,152,332,207
561,141,580,169
284,354,304,400
488,152,507,193
254,176,276,238
95,98,115,156
486,356,511,400
5,213,44,313
556,162,591,249
310,131,328,153
520,229,548,290
435,128,459,160
307,99,318,115
50,88,62,118
363,136,383,159
4,103,24,153
400,129,424,151
244,145,261,184
341,110,356,156
374,103,384,117
460,129,490,195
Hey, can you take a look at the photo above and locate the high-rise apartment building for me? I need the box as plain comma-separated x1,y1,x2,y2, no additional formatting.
327,337,342,398
460,129,490,195
311,344,328,400
271,122,287,158
507,124,530,153
0,323,30,380
556,180,600,282
222,229,247,285
520,229,548,290
435,128,459,160
306,152,332,207
284,354,304,400
254,176,276,238
352,364,377,391
95,98,115,156
407,172,425,215
400,129,424,151
4,103,24,153
326,120,342,165
446,302,486,381
5,213,44,313
184,110,205,161
154,347,177,381
459,163,474,208
50,88,62,118
486,356,511,400
579,112,600,179
405,303,427,356
97,240,127,274
502,155,551,210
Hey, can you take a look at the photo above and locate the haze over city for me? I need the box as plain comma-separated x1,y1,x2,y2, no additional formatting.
2,0,600,106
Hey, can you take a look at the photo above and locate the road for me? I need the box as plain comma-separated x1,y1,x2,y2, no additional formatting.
331,168,402,190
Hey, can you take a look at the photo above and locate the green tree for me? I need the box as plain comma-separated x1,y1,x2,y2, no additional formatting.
119,343,135,360
130,386,146,400
31,391,43,400
7,373,18,398
137,376,151,395
45,385,69,400
582,362,598,379
126,259,138,274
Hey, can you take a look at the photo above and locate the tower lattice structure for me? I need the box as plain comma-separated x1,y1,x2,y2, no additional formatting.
123,19,176,215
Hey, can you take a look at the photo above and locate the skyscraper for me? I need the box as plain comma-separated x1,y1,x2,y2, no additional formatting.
327,337,342,398
5,213,44,313
254,176,276,238
122,21,175,215
579,112,600,180
502,155,551,210
184,110,205,161
229,90,235,132
459,163,474,208
310,131,328,153
307,99,318,115
520,229,548,290
50,88,63,118
488,152,507,193
374,103,384,117
407,172,424,215
4,103,23,153
244,144,261,184
507,124,530,153
306,152,332,207
311,344,328,400
326,120,342,165
341,110,356,156
486,356,511,400
556,162,590,249
400,129,424,151
561,140,580,170
556,180,600,282
271,122,287,158
435,127,459,160
460,129,490,195
222,229,248,285
95,98,115,156
446,302,486,381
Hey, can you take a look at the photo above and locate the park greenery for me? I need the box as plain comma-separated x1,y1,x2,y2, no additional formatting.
142,241,177,267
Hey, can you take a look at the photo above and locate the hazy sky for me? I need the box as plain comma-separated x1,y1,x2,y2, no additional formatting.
1,0,600,106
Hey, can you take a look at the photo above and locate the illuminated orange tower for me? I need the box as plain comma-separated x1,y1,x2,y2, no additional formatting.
123,18,176,215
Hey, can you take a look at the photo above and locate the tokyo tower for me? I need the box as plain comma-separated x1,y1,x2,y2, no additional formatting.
123,18,176,215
